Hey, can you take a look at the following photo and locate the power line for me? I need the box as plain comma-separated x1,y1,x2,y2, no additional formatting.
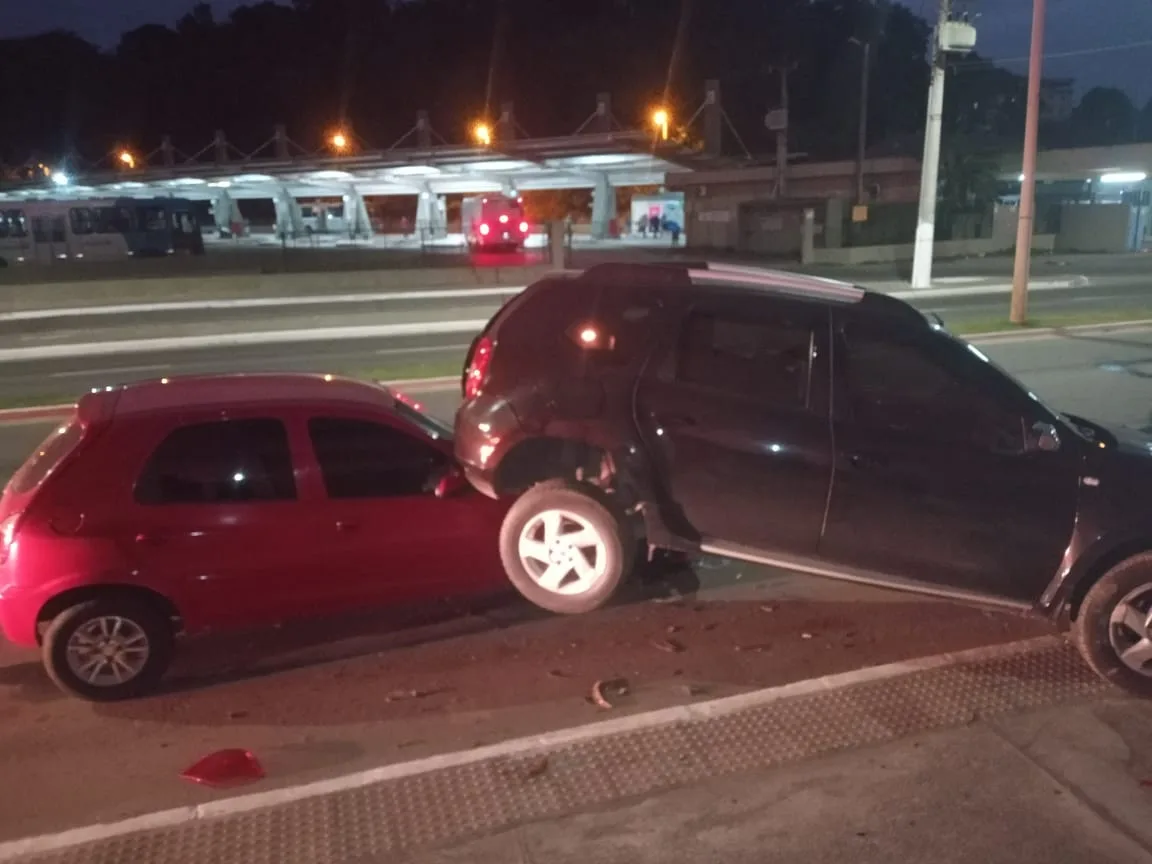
954,37,1152,68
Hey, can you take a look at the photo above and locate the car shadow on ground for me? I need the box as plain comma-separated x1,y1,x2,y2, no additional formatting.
0,552,704,704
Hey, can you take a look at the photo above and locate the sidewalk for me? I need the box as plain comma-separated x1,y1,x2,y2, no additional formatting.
6,637,1150,864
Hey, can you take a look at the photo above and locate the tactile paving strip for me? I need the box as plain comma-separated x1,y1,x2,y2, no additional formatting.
17,639,1109,864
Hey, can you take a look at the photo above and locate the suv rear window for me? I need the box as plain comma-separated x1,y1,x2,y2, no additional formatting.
7,421,84,495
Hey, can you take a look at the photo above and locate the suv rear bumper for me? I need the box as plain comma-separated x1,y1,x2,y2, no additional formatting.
454,395,522,499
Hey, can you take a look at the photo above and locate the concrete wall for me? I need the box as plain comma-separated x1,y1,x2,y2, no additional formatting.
805,234,1056,266
674,157,921,255
1055,203,1133,253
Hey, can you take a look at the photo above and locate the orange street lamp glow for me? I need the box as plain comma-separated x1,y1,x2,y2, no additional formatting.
118,150,136,168
651,108,670,141
330,132,348,151
473,122,492,147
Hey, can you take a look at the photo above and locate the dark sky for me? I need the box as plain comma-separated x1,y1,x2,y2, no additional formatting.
5,0,1152,106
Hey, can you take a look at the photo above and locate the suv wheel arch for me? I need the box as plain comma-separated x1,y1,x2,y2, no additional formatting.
1063,538,1152,622
494,436,621,498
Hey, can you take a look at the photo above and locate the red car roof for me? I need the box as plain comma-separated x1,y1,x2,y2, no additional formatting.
78,373,393,420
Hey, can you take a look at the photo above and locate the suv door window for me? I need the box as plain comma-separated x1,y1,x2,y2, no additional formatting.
135,419,296,504
839,320,1024,453
676,309,813,409
308,417,447,499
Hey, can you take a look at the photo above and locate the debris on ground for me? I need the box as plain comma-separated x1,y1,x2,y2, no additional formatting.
384,687,441,702
734,643,773,653
651,637,686,654
523,755,550,780
181,749,265,788
590,677,630,710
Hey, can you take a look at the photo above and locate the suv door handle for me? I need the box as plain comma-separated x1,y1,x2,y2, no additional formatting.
336,521,358,533
135,532,164,545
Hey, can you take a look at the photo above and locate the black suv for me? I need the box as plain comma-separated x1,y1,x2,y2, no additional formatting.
454,261,1152,696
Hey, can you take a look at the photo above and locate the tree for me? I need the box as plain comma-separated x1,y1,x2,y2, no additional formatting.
0,0,938,166
1068,87,1137,147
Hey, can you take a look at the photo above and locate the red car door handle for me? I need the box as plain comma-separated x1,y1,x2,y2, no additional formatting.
135,532,164,545
336,521,358,533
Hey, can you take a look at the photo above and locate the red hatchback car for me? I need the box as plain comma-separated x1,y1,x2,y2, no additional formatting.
0,374,508,701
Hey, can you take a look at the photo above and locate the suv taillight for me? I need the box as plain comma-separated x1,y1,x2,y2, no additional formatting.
463,336,494,400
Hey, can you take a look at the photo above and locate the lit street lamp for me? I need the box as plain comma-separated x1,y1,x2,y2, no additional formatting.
652,107,670,141
118,150,136,169
330,131,349,152
472,122,493,147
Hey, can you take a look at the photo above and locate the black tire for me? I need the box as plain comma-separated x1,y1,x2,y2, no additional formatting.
499,479,635,614
1073,554,1152,699
42,597,175,702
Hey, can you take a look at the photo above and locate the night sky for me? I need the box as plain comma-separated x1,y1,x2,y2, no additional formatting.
5,0,1152,106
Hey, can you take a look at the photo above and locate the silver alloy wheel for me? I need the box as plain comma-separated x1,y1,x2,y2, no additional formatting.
517,508,609,596
1109,583,1152,678
65,615,151,687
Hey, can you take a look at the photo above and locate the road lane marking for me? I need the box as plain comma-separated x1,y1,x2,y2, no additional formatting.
0,635,1062,862
0,320,490,363
49,363,172,379
373,343,469,356
0,287,524,322
0,271,1123,323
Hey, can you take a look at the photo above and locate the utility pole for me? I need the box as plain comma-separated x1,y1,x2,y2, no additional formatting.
910,0,950,289
852,38,872,204
1009,0,1048,325
770,63,795,197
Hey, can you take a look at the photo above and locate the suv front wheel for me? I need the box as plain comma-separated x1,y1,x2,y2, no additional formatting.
1074,553,1152,698
499,480,635,614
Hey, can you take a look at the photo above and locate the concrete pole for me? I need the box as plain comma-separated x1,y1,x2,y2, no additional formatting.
910,0,950,290
855,41,871,205
776,68,790,197
1010,0,1048,325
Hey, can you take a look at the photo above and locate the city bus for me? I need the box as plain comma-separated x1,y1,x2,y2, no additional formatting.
0,197,204,266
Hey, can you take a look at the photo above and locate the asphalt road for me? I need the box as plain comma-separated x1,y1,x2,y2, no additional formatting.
4,276,1152,404
2,330,1147,841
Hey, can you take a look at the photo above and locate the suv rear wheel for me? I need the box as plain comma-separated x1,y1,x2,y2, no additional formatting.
499,479,634,614
1073,554,1152,698
42,597,175,701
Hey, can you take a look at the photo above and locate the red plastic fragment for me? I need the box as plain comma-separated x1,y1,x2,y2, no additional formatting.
181,749,265,788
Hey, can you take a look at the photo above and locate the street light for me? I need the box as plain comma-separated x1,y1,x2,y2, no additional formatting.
118,150,136,169
472,122,493,147
652,107,670,141
330,131,349,152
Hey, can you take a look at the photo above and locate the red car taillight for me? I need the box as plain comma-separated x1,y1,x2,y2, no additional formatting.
0,513,21,566
479,223,490,236
464,336,494,400
519,221,529,233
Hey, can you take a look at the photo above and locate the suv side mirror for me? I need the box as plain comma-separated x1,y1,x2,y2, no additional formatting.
1028,421,1061,454
434,465,468,498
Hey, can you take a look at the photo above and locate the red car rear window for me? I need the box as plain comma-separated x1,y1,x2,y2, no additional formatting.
7,421,83,495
